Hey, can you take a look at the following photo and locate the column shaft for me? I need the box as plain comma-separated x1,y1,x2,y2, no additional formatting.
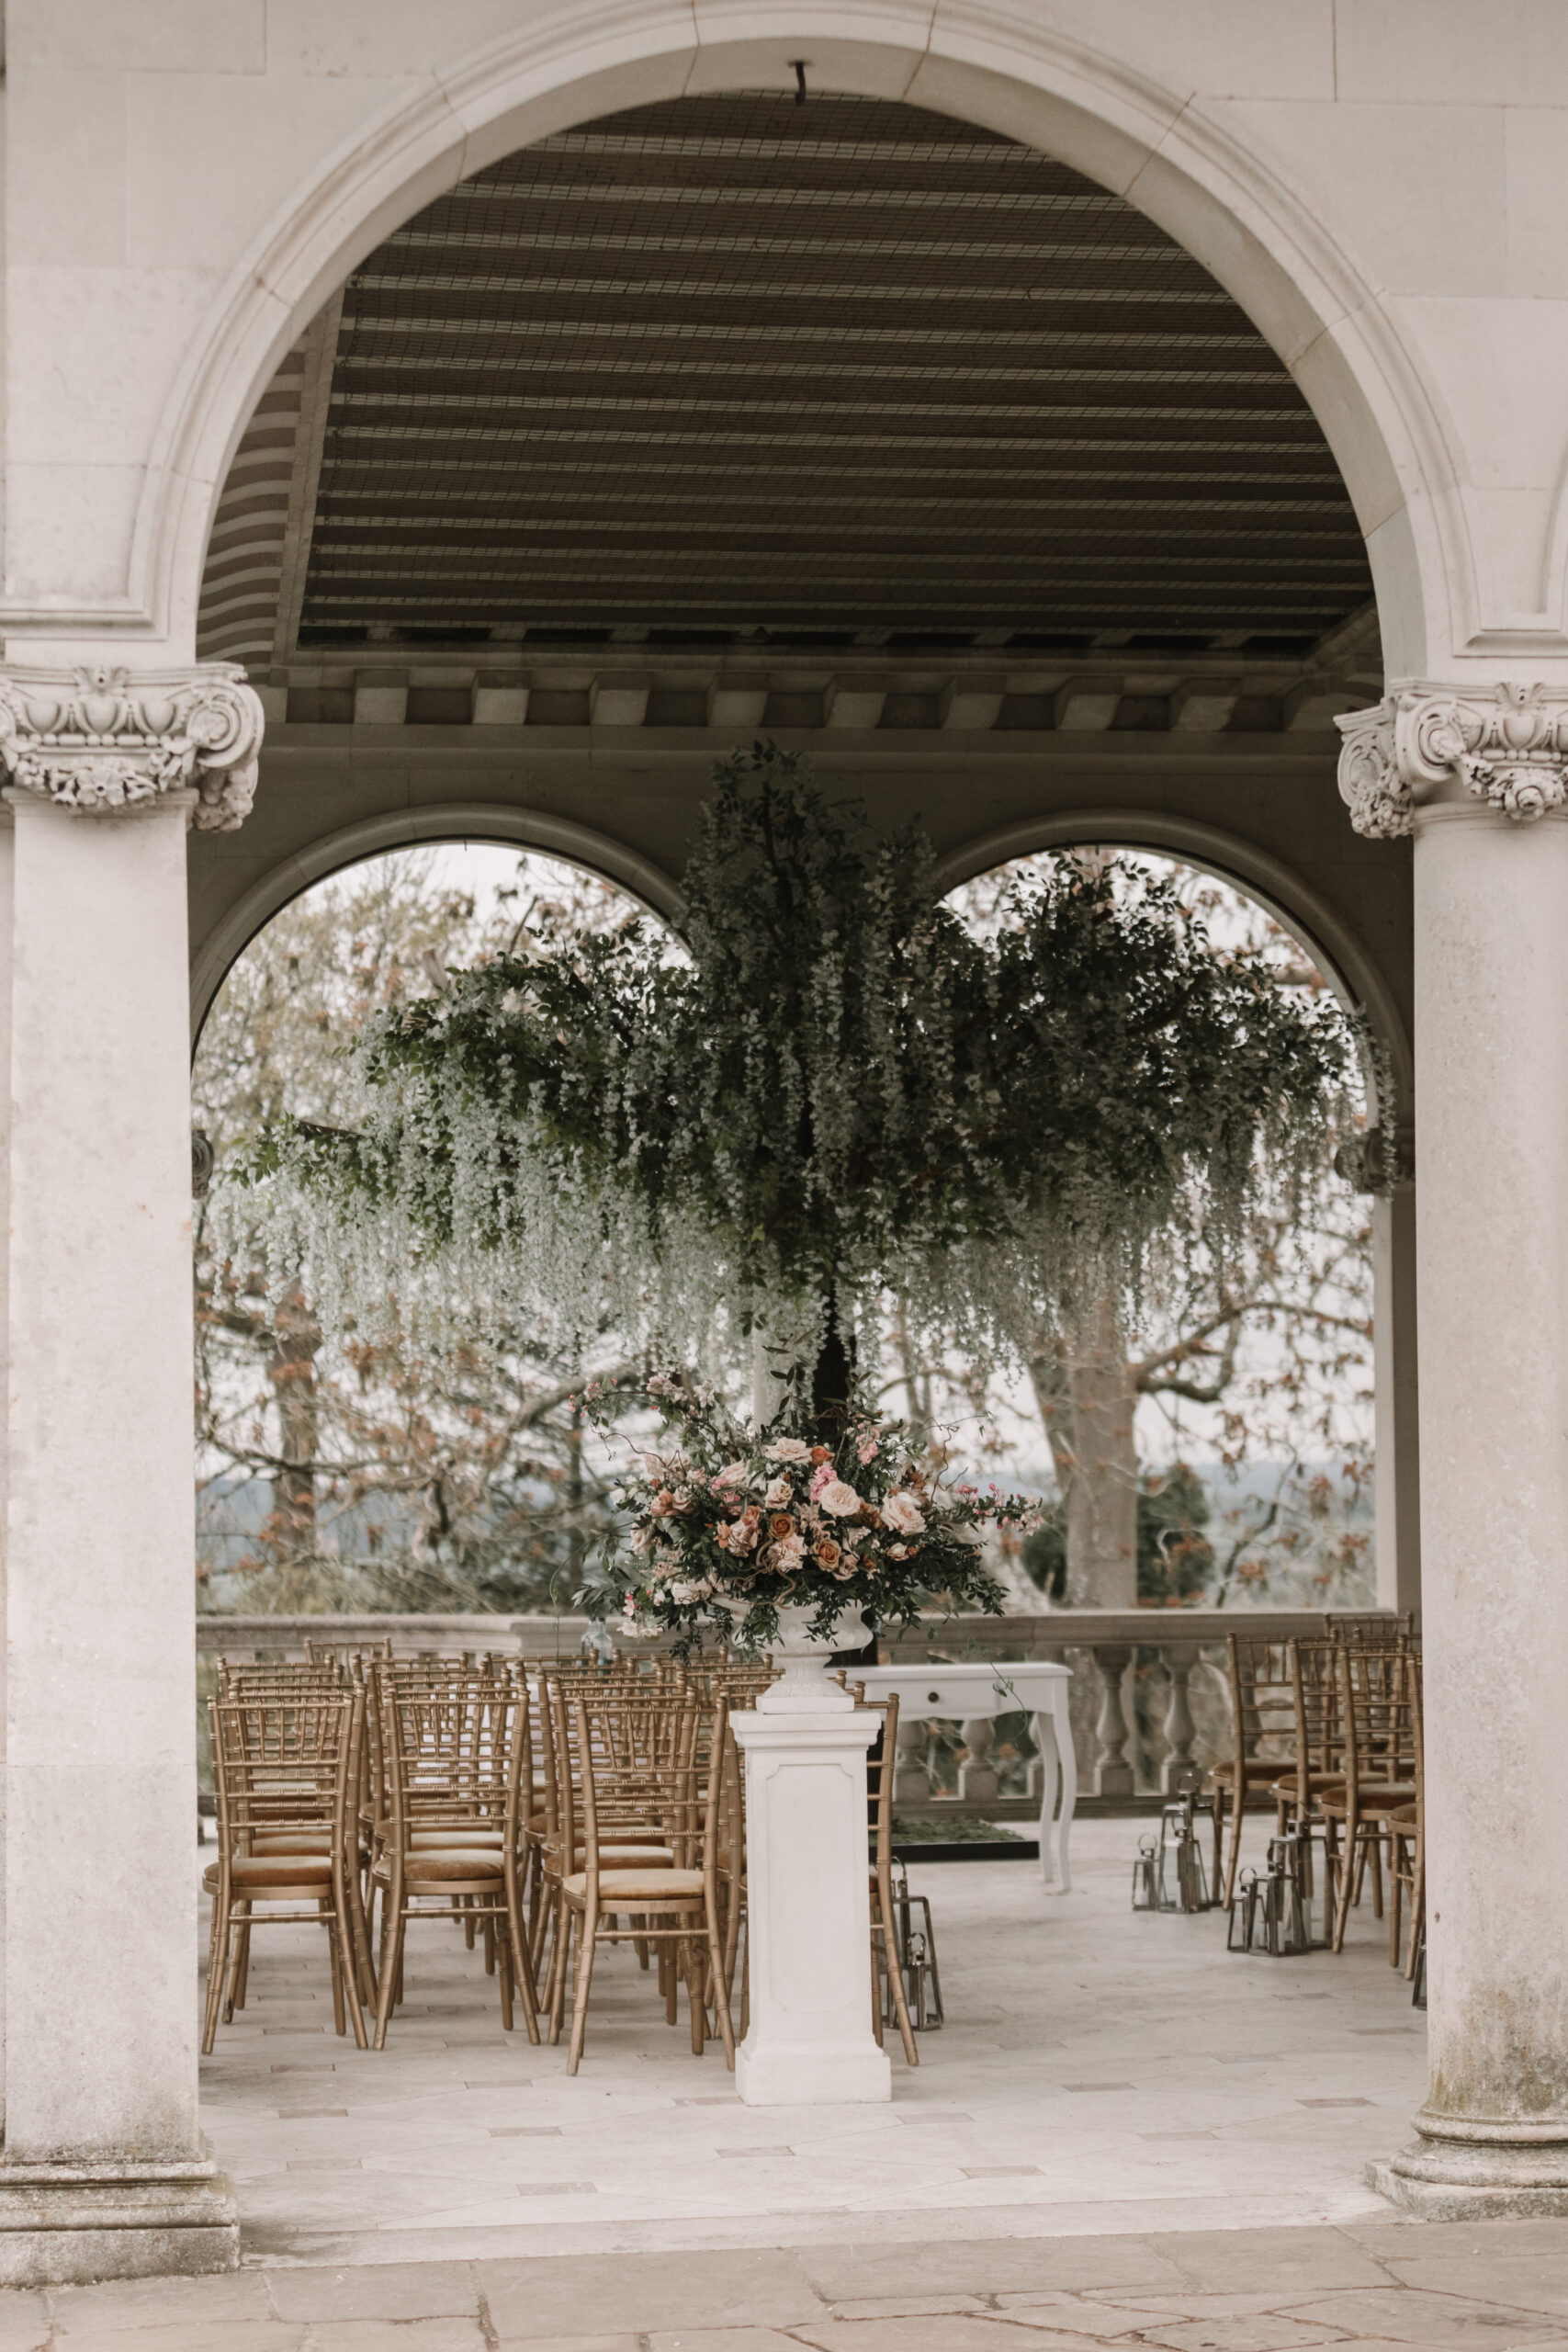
1383,801,1568,2211
6,798,200,2161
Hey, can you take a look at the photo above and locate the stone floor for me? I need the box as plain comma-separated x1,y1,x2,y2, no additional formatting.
200,1820,1427,2263
9,1820,1563,2345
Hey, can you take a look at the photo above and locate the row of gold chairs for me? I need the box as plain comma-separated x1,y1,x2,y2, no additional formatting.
1209,1617,1423,1972
202,1650,922,2070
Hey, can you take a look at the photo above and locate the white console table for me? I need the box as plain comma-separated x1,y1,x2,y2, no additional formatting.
855,1660,1076,1893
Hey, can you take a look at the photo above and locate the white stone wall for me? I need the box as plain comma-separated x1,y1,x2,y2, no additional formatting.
5,0,1568,681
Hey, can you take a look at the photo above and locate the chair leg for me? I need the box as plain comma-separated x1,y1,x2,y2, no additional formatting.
202,1894,231,2056
502,1866,542,2048
875,1882,919,2066
704,1885,735,2070
1221,1783,1246,1911
228,1901,254,2018
1332,1821,1359,1954
373,1892,407,2050
333,1876,368,2051
566,1912,598,2075
321,1897,347,2038
548,1910,573,2045
496,1914,515,2034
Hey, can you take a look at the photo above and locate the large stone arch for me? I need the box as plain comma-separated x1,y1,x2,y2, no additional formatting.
931,808,1414,1118
146,4,1460,678
188,803,683,1044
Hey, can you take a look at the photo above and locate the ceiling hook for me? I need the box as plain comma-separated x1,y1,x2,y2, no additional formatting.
790,60,808,105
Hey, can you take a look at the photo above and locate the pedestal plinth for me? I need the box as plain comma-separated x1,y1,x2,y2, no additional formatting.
0,2154,238,2285
730,1692,892,2107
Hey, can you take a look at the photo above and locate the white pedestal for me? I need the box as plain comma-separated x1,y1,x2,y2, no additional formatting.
730,1700,892,2107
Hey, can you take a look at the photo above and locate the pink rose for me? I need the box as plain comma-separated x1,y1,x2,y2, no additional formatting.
765,1438,812,1464
714,1461,748,1488
818,1479,862,1518
882,1491,926,1536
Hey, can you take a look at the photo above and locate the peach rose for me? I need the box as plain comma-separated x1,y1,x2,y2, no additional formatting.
813,1536,841,1570
818,1479,862,1518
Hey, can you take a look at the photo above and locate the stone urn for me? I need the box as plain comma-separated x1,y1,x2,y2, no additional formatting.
754,1601,853,1713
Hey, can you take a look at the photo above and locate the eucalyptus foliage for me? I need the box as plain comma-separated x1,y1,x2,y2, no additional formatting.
231,744,1361,1380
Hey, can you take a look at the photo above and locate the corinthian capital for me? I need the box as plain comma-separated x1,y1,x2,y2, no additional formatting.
1337,682,1568,839
0,662,265,831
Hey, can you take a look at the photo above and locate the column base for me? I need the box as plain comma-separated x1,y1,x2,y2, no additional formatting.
1371,2134,1568,2221
0,2153,238,2285
736,2034,892,2108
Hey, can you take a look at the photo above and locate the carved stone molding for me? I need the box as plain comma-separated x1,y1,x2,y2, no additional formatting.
0,662,264,831
1337,683,1568,839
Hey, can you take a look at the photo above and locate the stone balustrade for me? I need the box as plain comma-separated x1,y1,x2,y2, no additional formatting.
197,1605,1361,1807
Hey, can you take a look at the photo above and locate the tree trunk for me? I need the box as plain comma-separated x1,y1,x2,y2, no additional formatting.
1028,1299,1139,1605
265,1280,321,1603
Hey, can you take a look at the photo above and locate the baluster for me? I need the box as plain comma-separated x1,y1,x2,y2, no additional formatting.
891,1706,932,1805
957,1716,998,1803
1161,1647,1199,1792
1091,1645,1135,1796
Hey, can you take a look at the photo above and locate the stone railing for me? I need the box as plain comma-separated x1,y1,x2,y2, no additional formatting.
881,1608,1353,1811
195,1611,597,1659
197,1606,1371,1809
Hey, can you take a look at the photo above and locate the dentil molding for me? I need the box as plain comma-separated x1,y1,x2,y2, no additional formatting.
0,662,264,830
1337,683,1568,839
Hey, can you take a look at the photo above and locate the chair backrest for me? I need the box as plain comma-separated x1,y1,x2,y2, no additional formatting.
562,1690,705,1876
1224,1634,1295,1762
209,1691,358,1853
373,1668,526,1851
1287,1638,1346,1807
856,1691,900,1871
1326,1611,1413,1647
1338,1642,1412,1785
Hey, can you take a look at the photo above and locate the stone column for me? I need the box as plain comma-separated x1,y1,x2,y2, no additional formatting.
1338,683,1568,2215
0,662,261,2281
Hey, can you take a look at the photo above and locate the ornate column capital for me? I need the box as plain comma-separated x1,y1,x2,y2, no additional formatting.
1337,681,1568,839
0,661,264,831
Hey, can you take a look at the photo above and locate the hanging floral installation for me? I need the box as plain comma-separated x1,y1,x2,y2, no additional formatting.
231,742,1363,1393
225,741,1370,1645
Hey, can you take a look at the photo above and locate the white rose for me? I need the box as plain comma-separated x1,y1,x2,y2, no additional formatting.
882,1491,926,1535
765,1476,792,1507
818,1479,862,1518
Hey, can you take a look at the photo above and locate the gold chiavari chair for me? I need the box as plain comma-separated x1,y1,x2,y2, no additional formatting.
1208,1635,1298,1907
549,1688,733,2075
368,1668,538,2048
203,1690,367,2052
1321,1642,1416,1954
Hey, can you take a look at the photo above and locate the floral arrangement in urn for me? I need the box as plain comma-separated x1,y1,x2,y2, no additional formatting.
581,1373,1038,1653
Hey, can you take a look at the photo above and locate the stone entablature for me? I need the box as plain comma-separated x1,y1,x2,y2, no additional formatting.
0,664,265,831
1337,684,1568,839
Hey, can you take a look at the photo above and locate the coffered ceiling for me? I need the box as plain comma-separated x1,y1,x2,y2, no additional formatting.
199,90,1375,684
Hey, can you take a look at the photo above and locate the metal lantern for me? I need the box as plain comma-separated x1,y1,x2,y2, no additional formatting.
1227,1830,1318,1956
885,1861,944,2030
1155,1782,1213,1913
1131,1834,1160,1910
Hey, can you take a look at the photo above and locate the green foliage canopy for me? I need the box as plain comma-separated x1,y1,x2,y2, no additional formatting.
237,745,1362,1379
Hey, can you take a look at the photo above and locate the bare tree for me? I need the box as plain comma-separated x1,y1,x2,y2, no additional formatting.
193,848,641,1614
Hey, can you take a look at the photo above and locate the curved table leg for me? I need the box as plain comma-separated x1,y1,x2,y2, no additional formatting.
1034,1698,1076,1894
